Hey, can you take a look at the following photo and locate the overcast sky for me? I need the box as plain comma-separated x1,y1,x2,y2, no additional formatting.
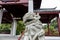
40,0,60,10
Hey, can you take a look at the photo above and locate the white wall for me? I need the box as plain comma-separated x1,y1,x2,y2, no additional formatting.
41,0,60,10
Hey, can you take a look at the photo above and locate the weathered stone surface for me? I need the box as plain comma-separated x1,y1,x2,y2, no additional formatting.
21,12,45,40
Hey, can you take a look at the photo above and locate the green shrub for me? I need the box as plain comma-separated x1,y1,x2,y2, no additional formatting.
16,20,25,35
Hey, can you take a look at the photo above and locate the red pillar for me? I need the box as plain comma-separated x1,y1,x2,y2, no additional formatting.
48,22,50,36
58,18,60,36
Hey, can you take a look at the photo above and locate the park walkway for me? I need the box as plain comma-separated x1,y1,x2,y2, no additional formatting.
45,36,60,40
0,36,60,40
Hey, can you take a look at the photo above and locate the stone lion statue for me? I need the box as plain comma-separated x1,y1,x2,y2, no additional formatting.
20,12,45,40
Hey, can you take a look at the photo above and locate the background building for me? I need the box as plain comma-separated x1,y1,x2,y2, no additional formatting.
0,0,60,40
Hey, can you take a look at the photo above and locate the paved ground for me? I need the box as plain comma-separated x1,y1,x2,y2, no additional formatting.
0,36,60,40
46,38,60,40
45,36,60,40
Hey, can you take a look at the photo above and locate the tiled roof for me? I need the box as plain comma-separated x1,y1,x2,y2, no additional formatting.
20,0,28,3
0,0,28,5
